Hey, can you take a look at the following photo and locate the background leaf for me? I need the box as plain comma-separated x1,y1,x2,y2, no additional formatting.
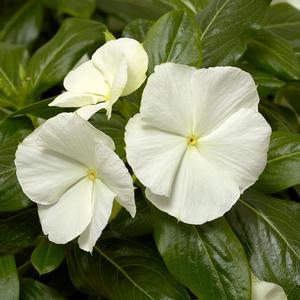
144,9,202,73
123,19,154,42
31,238,65,275
227,190,300,300
55,0,96,18
152,208,251,300
67,237,191,299
198,0,271,67
0,255,19,300
255,131,300,193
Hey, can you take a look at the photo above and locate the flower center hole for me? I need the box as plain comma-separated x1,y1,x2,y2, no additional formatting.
87,169,97,181
187,136,197,146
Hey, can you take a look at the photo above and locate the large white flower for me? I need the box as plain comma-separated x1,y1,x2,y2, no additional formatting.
251,275,287,300
49,38,148,120
125,63,271,224
15,113,136,252
272,0,300,9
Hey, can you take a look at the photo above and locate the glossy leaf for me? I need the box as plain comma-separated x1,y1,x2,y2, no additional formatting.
0,209,41,252
265,3,300,44
198,0,270,67
227,189,300,300
282,83,300,115
144,9,202,73
255,131,300,193
0,0,43,47
96,0,170,22
152,208,251,300
159,0,208,14
31,238,65,275
245,30,300,81
0,255,19,300
0,118,32,212
20,278,67,300
56,0,96,18
123,19,154,42
66,237,191,299
27,18,106,97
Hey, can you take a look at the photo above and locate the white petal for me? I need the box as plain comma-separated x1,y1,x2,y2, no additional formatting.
38,177,93,244
146,146,240,225
92,38,148,96
78,179,115,252
125,114,186,196
38,113,114,168
76,102,109,120
49,92,100,108
252,276,287,300
95,141,136,217
200,109,271,192
140,63,259,136
15,129,86,205
140,63,196,136
63,60,110,96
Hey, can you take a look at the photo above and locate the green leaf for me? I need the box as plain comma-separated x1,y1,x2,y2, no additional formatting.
226,189,300,300
0,255,19,300
245,30,300,81
0,0,43,47
151,208,251,300
110,190,153,237
96,0,171,22
0,42,28,103
282,83,300,116
20,278,67,300
265,3,300,45
259,101,299,133
0,209,41,252
144,9,202,74
255,131,300,193
158,0,208,14
27,18,106,98
198,0,270,67
123,19,154,42
0,118,33,212
90,112,126,159
66,238,191,299
31,238,65,275
55,0,96,18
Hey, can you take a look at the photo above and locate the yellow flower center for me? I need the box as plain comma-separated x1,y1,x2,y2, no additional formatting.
187,135,197,146
87,169,97,181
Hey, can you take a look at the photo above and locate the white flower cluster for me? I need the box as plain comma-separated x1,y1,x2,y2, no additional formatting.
15,38,272,253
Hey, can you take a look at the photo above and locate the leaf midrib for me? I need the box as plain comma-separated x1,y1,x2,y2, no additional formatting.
267,151,300,164
239,199,300,261
94,246,155,300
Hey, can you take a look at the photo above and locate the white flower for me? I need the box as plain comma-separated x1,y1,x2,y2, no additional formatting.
49,38,148,120
272,0,300,9
15,113,136,252
251,275,287,300
125,63,271,224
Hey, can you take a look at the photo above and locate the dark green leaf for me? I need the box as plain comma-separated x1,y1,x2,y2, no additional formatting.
96,0,170,22
110,190,152,237
55,0,96,18
259,101,298,133
144,9,202,74
20,278,67,300
0,0,43,47
0,255,19,300
0,43,28,103
123,19,154,42
158,0,208,14
255,131,300,193
265,3,300,45
282,83,300,115
90,112,126,159
67,238,191,299
245,30,300,81
0,209,41,252
198,0,270,67
226,189,300,300
31,238,65,275
152,208,251,300
0,118,33,212
27,18,106,97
